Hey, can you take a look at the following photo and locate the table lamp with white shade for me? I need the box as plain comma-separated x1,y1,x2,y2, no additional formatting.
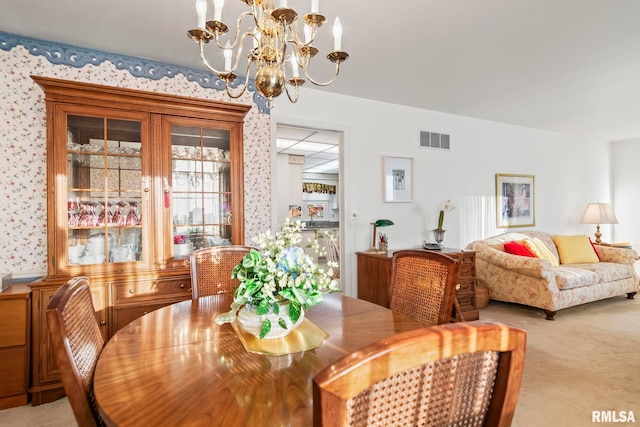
580,203,618,245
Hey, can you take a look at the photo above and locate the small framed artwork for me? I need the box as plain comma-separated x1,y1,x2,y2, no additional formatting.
496,174,535,228
303,201,329,221
288,205,302,218
383,156,413,202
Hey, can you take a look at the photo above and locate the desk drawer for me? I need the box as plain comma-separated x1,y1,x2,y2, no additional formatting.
0,347,27,397
457,278,475,292
456,293,475,310
112,278,191,304
0,299,27,347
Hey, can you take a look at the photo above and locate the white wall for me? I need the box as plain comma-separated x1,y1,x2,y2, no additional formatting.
275,153,291,228
272,88,612,297
611,139,640,246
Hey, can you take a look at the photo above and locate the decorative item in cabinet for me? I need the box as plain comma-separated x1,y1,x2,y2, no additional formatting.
0,284,30,410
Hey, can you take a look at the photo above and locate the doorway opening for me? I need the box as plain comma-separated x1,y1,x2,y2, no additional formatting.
275,123,342,278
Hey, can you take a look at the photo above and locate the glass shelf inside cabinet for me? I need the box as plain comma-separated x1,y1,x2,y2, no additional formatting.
171,124,232,258
68,227,142,264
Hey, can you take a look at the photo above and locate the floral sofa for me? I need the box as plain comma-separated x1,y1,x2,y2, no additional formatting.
467,231,639,320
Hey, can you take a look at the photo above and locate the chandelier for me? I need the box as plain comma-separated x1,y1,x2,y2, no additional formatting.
187,0,349,109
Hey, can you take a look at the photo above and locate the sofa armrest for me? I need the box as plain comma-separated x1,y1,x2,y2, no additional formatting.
594,245,639,265
472,243,553,279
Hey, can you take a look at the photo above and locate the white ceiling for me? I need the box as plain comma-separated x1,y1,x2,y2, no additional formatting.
2,0,640,143
276,125,340,174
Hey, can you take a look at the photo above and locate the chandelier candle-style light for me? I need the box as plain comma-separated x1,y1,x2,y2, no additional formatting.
188,0,349,108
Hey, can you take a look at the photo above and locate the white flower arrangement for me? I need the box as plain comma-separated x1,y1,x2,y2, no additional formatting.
437,199,456,230
217,218,341,339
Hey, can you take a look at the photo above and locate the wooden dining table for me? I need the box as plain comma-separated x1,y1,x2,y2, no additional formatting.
93,293,424,426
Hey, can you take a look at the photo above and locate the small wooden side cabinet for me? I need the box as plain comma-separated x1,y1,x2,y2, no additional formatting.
0,284,31,409
356,248,479,321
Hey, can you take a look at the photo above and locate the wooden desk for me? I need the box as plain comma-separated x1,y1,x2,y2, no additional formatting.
356,248,479,321
94,293,422,426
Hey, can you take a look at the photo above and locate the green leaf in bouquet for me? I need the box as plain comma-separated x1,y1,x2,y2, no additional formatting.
258,319,271,339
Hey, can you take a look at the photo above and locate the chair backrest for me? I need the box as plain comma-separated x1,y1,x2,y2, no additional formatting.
389,249,461,326
189,245,252,299
313,321,526,427
46,276,105,427
319,236,340,278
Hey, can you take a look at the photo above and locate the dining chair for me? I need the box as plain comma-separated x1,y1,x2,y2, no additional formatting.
189,245,252,298
319,235,340,279
46,276,106,427
389,249,461,326
313,321,527,427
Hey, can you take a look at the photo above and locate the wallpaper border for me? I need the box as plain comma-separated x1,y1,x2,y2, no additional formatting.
0,31,270,114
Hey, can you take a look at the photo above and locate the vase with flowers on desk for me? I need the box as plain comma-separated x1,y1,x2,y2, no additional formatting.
215,218,340,339
379,233,389,253
433,199,455,247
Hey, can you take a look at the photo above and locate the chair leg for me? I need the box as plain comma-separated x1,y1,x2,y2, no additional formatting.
543,310,556,321
452,297,466,322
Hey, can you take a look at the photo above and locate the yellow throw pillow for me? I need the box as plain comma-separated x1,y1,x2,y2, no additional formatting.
522,238,560,267
553,235,599,264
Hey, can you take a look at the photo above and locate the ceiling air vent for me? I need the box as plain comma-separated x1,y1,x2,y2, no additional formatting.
288,154,305,164
420,131,450,150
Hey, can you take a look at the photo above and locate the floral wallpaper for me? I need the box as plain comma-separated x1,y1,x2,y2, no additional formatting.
0,32,271,277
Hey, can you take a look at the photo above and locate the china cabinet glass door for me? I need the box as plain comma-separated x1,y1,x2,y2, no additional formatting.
63,107,149,269
164,117,242,261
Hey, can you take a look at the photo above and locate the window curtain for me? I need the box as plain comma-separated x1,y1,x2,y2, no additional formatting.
303,182,336,194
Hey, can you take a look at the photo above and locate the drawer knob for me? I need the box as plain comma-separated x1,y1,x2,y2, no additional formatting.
129,289,134,294
100,321,106,326
143,311,148,315
179,284,186,289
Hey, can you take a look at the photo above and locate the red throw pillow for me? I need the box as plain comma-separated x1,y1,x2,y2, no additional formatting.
504,241,535,257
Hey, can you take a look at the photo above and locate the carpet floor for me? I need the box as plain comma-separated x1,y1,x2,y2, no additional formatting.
0,295,637,426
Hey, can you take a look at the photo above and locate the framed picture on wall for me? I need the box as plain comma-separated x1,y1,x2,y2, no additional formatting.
383,156,413,202
496,174,535,228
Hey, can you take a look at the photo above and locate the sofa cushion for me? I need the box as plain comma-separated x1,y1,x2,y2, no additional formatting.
520,232,560,259
522,238,560,267
553,235,599,264
504,241,535,257
555,262,633,290
554,266,598,289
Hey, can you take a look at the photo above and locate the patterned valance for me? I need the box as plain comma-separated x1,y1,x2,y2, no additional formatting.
303,182,336,194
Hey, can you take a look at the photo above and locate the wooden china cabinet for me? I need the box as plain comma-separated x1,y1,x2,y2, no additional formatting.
29,76,250,404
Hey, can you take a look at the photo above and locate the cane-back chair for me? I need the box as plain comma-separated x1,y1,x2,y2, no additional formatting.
319,235,340,279
46,276,105,427
389,249,462,326
189,245,252,298
313,321,527,427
